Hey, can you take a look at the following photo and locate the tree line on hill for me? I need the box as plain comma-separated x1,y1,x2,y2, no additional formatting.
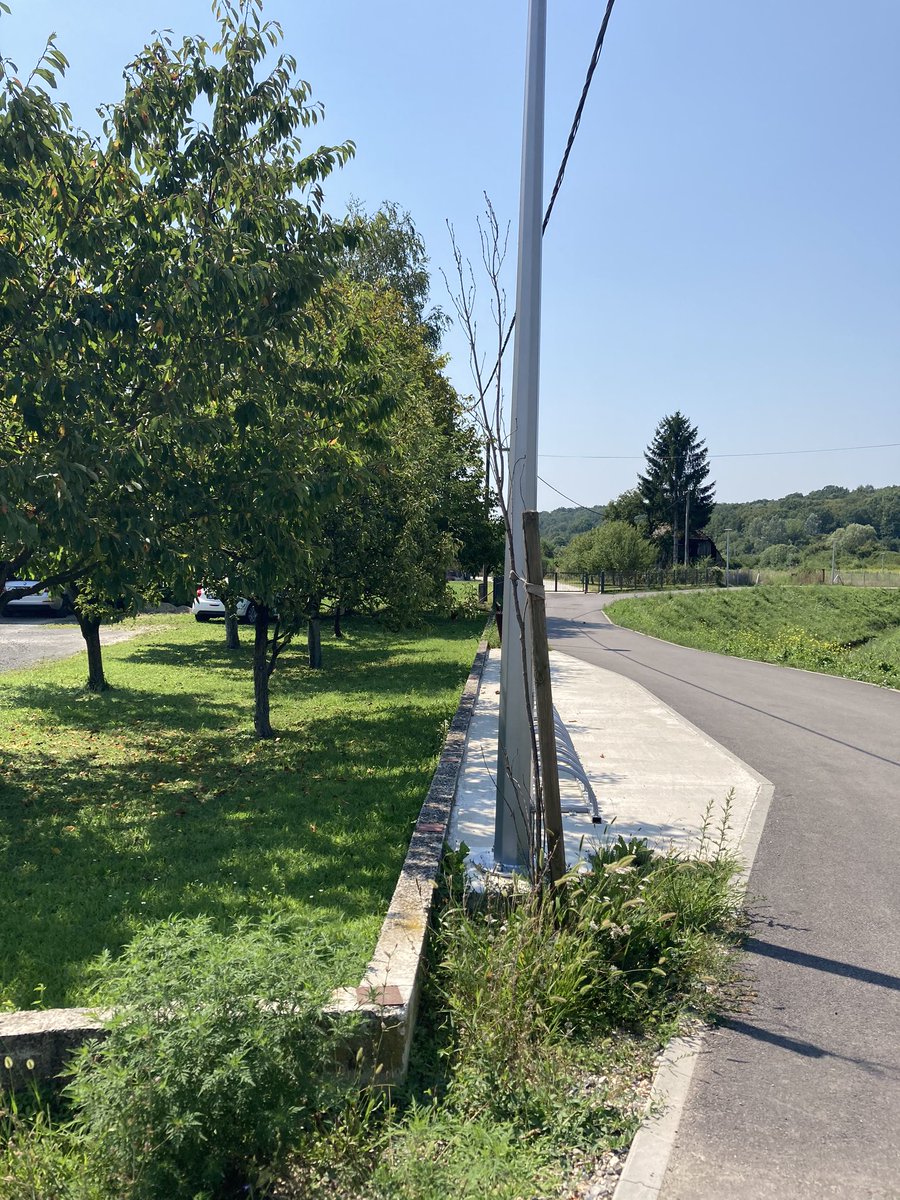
705,484,900,569
0,1,500,735
540,412,899,576
543,480,900,575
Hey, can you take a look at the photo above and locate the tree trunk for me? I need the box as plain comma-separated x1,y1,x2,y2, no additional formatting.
253,605,273,739
224,613,240,649
77,612,107,692
333,607,343,639
308,614,322,670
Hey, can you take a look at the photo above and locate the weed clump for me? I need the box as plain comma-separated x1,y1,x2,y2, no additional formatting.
3,916,355,1200
355,827,744,1199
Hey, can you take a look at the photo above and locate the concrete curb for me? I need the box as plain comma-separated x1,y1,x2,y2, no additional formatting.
0,639,490,1088
327,637,488,1082
0,1007,109,1087
611,693,775,1200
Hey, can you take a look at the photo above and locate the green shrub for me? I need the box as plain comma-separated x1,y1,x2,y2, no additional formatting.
431,835,741,1131
440,582,488,621
63,916,354,1200
572,848,740,1025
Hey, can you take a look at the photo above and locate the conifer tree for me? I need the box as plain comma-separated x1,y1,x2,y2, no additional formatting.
638,412,715,565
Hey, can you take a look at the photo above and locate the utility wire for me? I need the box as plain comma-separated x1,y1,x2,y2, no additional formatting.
541,440,900,511
483,0,618,395
539,440,900,461
543,0,618,236
538,474,605,514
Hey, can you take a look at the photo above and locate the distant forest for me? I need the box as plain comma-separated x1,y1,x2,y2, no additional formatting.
541,484,900,570
539,505,604,546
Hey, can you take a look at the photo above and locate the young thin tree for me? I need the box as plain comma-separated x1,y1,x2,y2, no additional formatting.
445,200,551,883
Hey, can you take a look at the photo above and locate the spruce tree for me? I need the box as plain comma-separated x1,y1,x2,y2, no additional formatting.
638,413,715,565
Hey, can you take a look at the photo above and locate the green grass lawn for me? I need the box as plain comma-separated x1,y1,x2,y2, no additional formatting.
606,586,900,687
0,613,483,1009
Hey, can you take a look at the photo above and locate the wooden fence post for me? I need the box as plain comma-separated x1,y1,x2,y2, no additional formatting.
523,511,566,887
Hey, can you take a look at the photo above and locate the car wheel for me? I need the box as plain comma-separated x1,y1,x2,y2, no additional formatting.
194,613,211,622
243,603,258,624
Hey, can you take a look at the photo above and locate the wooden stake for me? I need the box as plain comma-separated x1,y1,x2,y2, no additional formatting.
522,510,566,885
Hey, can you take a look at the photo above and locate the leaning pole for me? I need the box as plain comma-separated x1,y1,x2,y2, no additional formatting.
494,0,547,869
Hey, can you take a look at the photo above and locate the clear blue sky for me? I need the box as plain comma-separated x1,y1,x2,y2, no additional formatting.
4,1,898,508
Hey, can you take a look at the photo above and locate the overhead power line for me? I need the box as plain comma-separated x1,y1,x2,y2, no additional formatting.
483,0,618,393
539,440,900,462
543,0,618,236
540,440,900,512
538,475,605,514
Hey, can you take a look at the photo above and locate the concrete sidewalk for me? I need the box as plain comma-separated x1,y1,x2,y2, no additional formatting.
451,647,768,871
450,645,774,1199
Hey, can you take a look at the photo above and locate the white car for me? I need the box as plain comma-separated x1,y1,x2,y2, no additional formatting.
191,588,256,623
2,580,73,616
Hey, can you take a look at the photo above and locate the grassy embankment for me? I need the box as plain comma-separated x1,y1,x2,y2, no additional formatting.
0,612,483,1009
606,586,900,687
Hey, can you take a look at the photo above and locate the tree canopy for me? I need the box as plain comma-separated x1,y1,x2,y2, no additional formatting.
1,1,491,728
558,520,656,576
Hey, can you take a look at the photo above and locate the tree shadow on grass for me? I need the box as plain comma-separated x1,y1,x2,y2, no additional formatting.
123,617,483,689
1,619,487,1003
0,624,481,1008
5,678,237,737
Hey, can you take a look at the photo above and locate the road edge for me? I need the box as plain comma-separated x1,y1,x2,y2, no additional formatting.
609,677,775,1200
599,594,897,696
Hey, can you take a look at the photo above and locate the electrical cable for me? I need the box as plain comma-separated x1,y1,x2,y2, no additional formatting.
539,440,900,461
482,0,619,395
540,441,900,512
542,0,618,237
538,475,605,514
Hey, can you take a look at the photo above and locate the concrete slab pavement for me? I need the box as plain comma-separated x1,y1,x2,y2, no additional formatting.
451,647,768,871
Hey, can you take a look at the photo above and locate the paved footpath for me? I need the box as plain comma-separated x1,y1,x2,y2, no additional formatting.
544,592,900,1200
0,614,155,674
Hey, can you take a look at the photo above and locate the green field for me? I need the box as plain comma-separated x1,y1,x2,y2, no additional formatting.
0,613,483,1009
606,586,900,687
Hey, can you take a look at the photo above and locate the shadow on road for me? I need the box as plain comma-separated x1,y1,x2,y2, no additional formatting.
743,937,900,993
719,1017,900,1077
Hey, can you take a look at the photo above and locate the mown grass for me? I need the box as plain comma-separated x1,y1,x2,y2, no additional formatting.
0,612,483,1009
607,586,900,687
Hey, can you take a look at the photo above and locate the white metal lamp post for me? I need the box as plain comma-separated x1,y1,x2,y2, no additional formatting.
494,0,547,869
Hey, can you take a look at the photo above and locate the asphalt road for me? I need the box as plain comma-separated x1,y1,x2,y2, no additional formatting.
0,613,150,674
545,592,900,1200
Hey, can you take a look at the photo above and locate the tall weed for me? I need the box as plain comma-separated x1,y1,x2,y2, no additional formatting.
62,916,353,1200
427,832,741,1132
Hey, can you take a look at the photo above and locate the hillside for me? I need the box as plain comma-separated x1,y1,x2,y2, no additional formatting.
705,484,900,567
539,504,604,551
541,483,900,569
